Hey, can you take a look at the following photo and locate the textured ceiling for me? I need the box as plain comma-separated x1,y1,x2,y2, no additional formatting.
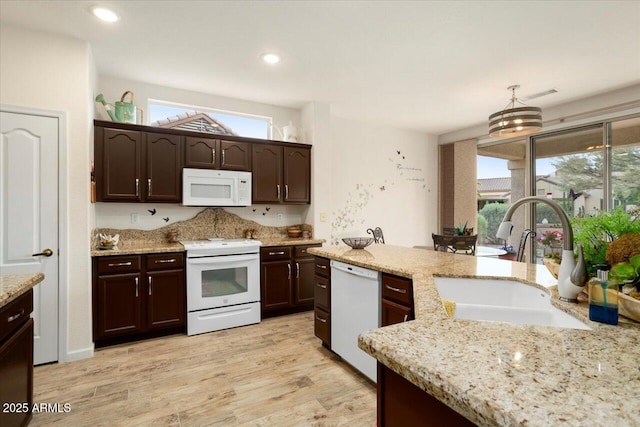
1,0,639,135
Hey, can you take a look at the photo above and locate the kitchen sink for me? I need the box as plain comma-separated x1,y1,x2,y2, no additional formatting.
434,277,591,330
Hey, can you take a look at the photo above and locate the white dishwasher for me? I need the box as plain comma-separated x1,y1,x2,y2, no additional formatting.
331,260,381,382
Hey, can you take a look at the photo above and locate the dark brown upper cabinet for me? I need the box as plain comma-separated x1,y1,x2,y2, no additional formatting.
252,144,311,204
146,132,182,202
95,126,181,202
252,144,283,203
184,136,251,171
97,127,143,201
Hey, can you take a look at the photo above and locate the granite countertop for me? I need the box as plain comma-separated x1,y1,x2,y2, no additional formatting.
91,238,325,256
90,241,185,257
0,273,44,308
308,244,640,427
258,238,325,247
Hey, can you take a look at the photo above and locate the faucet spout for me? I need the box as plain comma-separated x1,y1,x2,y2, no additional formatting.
496,196,588,302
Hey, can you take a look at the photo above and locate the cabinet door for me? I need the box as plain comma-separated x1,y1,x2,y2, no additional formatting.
294,257,316,306
381,298,412,327
220,140,251,171
184,136,218,169
96,273,142,339
252,144,282,203
98,128,142,201
146,132,182,202
0,319,33,427
283,146,310,203
146,269,185,330
261,260,292,311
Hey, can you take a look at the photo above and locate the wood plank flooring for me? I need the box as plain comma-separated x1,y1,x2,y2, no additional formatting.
30,311,376,426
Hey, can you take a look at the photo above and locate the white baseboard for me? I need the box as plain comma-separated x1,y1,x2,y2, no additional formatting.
61,345,94,363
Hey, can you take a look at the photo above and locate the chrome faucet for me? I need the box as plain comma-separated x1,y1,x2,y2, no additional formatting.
496,196,588,302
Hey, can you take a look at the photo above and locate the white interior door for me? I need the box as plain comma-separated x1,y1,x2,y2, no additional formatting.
1,110,59,365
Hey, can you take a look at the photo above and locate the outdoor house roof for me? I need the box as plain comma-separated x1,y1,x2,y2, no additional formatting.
152,112,236,135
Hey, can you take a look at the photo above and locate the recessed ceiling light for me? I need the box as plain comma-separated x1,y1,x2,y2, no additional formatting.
261,53,280,64
91,6,120,23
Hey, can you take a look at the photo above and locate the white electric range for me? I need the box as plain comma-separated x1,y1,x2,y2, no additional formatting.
181,238,262,335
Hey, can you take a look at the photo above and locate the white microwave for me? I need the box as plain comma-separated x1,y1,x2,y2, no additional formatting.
182,168,252,206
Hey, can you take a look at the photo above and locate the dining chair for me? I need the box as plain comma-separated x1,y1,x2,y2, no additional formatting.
432,234,477,255
366,227,385,244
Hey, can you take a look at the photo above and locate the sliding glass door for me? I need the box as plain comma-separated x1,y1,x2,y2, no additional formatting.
530,115,640,263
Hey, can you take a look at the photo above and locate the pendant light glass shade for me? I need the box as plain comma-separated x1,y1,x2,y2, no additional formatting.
489,85,542,138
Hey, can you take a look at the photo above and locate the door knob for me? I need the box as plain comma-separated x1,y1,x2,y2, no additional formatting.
32,248,53,257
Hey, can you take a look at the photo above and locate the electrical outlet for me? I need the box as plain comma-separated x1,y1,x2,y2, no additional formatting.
131,213,139,224
277,213,284,223
320,212,327,222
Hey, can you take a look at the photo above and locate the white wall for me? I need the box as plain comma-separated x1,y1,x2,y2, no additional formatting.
0,25,94,360
95,204,306,230
97,75,302,138
329,117,439,247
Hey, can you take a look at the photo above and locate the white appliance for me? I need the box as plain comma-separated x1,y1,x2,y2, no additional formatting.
331,260,381,382
182,238,261,335
182,168,252,206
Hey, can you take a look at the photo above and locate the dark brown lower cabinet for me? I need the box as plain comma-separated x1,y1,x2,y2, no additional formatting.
313,256,331,347
260,244,321,316
381,298,412,326
381,273,414,327
378,364,474,427
93,253,185,346
0,290,34,427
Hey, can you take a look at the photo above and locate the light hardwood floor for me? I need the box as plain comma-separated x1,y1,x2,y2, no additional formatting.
31,311,376,426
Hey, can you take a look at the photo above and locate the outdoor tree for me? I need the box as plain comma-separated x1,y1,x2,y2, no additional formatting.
478,202,509,244
551,146,640,209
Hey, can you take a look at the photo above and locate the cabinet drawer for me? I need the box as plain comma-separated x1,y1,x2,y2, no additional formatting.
0,289,33,343
382,274,412,306
294,244,321,259
314,275,330,311
314,257,330,277
314,307,330,346
261,246,292,261
97,256,141,274
146,253,184,271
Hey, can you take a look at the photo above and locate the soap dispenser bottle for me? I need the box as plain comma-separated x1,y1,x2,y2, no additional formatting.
589,265,618,325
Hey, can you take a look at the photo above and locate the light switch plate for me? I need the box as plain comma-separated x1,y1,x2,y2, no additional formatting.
131,213,139,224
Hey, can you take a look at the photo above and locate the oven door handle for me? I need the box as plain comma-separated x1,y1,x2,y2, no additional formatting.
187,253,258,265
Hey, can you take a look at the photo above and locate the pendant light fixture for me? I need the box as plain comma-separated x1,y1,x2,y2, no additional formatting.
488,85,542,138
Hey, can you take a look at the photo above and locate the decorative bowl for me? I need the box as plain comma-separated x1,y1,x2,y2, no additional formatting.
542,257,560,279
287,226,302,238
619,292,640,323
342,237,374,249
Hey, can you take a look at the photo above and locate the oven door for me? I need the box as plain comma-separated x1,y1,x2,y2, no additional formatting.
186,253,260,311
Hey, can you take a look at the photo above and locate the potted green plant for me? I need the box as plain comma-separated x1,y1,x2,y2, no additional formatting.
570,207,640,277
454,221,473,236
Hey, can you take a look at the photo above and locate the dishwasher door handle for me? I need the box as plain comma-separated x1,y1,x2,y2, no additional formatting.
332,264,377,280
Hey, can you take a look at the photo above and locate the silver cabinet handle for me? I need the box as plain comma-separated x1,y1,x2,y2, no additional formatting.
403,314,409,322
7,309,25,322
296,262,300,278
148,276,152,296
269,251,285,256
276,184,281,199
154,259,176,264
148,178,152,196
315,315,327,323
316,264,327,269
32,248,53,257
135,178,139,196
135,277,139,297
287,263,291,280
212,148,216,163
285,184,289,200
385,284,407,294
108,261,132,267
316,283,327,289
222,149,225,165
